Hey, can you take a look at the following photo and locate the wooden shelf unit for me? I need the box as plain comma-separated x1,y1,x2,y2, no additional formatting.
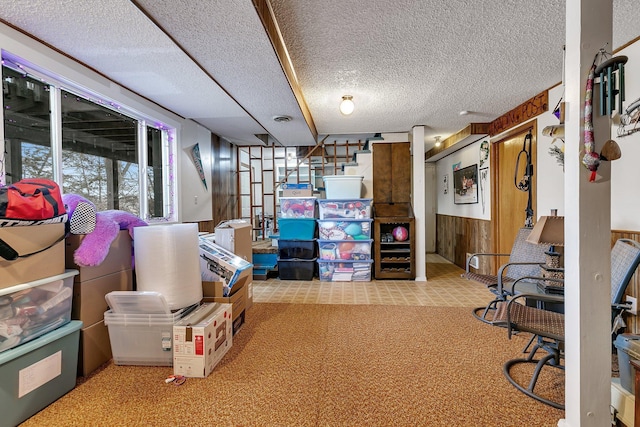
373,203,415,279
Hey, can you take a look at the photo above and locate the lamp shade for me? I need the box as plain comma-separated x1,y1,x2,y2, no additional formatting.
339,95,354,115
526,215,564,246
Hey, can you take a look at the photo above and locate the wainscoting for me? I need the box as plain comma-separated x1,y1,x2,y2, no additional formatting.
436,214,492,273
436,217,640,333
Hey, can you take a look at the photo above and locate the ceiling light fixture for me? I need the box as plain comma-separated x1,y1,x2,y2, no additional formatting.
339,95,354,116
459,110,470,116
434,136,442,148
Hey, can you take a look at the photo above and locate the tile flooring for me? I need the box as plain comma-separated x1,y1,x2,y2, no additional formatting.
252,253,494,307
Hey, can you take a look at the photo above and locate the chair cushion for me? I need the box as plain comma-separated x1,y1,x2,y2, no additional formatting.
494,301,564,341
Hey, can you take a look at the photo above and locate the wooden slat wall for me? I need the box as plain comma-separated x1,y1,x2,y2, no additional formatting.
437,220,640,332
197,134,238,233
436,214,492,273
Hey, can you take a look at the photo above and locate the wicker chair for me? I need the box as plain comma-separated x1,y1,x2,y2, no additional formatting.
463,227,548,323
493,238,640,409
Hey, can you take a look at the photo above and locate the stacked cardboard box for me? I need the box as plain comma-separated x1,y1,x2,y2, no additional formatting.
65,230,133,377
214,220,254,310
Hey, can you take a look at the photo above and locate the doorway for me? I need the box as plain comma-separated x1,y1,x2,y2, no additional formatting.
492,122,538,258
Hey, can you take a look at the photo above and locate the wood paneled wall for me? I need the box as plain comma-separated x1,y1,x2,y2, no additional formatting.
436,214,492,273
436,220,640,332
197,134,238,233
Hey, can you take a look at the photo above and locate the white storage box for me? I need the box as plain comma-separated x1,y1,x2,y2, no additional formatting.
322,175,363,199
0,270,78,353
104,302,197,366
173,303,233,378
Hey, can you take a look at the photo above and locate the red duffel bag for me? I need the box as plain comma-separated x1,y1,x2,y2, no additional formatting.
0,178,66,220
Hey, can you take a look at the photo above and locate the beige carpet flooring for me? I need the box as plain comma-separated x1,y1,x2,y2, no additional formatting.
20,303,565,426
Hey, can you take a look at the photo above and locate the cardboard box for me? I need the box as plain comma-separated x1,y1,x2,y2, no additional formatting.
0,223,66,289
65,230,133,282
0,321,81,427
246,282,253,309
214,220,252,261
199,237,253,296
72,269,133,326
232,310,245,335
281,183,313,197
173,303,232,378
78,320,111,377
203,281,247,323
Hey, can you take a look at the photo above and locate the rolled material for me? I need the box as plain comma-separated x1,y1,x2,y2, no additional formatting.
133,224,202,310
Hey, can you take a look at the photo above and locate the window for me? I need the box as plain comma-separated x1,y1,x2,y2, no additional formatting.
1,56,176,222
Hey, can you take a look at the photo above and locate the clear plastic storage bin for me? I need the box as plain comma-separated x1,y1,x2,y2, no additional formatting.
0,270,77,353
318,199,372,219
317,259,373,282
317,239,372,260
317,219,372,240
279,197,317,218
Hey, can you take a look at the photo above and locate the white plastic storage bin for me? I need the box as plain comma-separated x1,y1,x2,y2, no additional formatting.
279,197,317,218
318,199,372,219
317,259,373,282
104,304,197,366
317,219,372,240
322,175,363,199
0,269,78,353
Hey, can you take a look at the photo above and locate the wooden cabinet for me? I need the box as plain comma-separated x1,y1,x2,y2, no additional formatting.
373,203,415,279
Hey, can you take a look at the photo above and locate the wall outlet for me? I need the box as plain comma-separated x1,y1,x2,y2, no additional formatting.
467,253,479,269
626,295,637,315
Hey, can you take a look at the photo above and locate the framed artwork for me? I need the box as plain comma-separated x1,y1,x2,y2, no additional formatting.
453,164,479,204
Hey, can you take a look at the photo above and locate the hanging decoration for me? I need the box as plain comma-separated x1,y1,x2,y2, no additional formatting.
543,124,564,167
543,46,565,169
514,130,534,227
594,50,628,116
479,140,489,168
479,168,488,214
583,49,626,182
617,96,640,137
188,143,207,190
582,56,600,182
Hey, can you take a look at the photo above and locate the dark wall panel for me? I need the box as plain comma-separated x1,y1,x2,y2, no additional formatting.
198,135,237,233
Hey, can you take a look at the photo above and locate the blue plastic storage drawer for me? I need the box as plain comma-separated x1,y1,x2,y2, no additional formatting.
278,218,317,240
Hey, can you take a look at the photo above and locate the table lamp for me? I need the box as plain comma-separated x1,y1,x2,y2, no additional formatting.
526,210,564,292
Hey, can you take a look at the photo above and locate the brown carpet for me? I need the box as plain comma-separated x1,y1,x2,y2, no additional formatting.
20,303,565,426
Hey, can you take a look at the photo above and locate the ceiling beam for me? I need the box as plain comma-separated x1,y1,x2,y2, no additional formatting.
253,0,318,141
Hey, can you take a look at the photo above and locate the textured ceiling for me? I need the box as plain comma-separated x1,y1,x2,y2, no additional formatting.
0,1,638,149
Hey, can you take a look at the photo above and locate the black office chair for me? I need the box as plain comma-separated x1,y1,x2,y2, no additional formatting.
493,238,640,409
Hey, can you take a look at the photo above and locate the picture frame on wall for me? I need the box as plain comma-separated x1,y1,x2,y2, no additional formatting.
453,164,479,204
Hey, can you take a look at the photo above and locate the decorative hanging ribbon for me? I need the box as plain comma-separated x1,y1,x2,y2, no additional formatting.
582,57,600,182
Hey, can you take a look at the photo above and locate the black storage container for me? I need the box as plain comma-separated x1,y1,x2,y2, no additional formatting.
277,258,316,280
278,239,317,260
